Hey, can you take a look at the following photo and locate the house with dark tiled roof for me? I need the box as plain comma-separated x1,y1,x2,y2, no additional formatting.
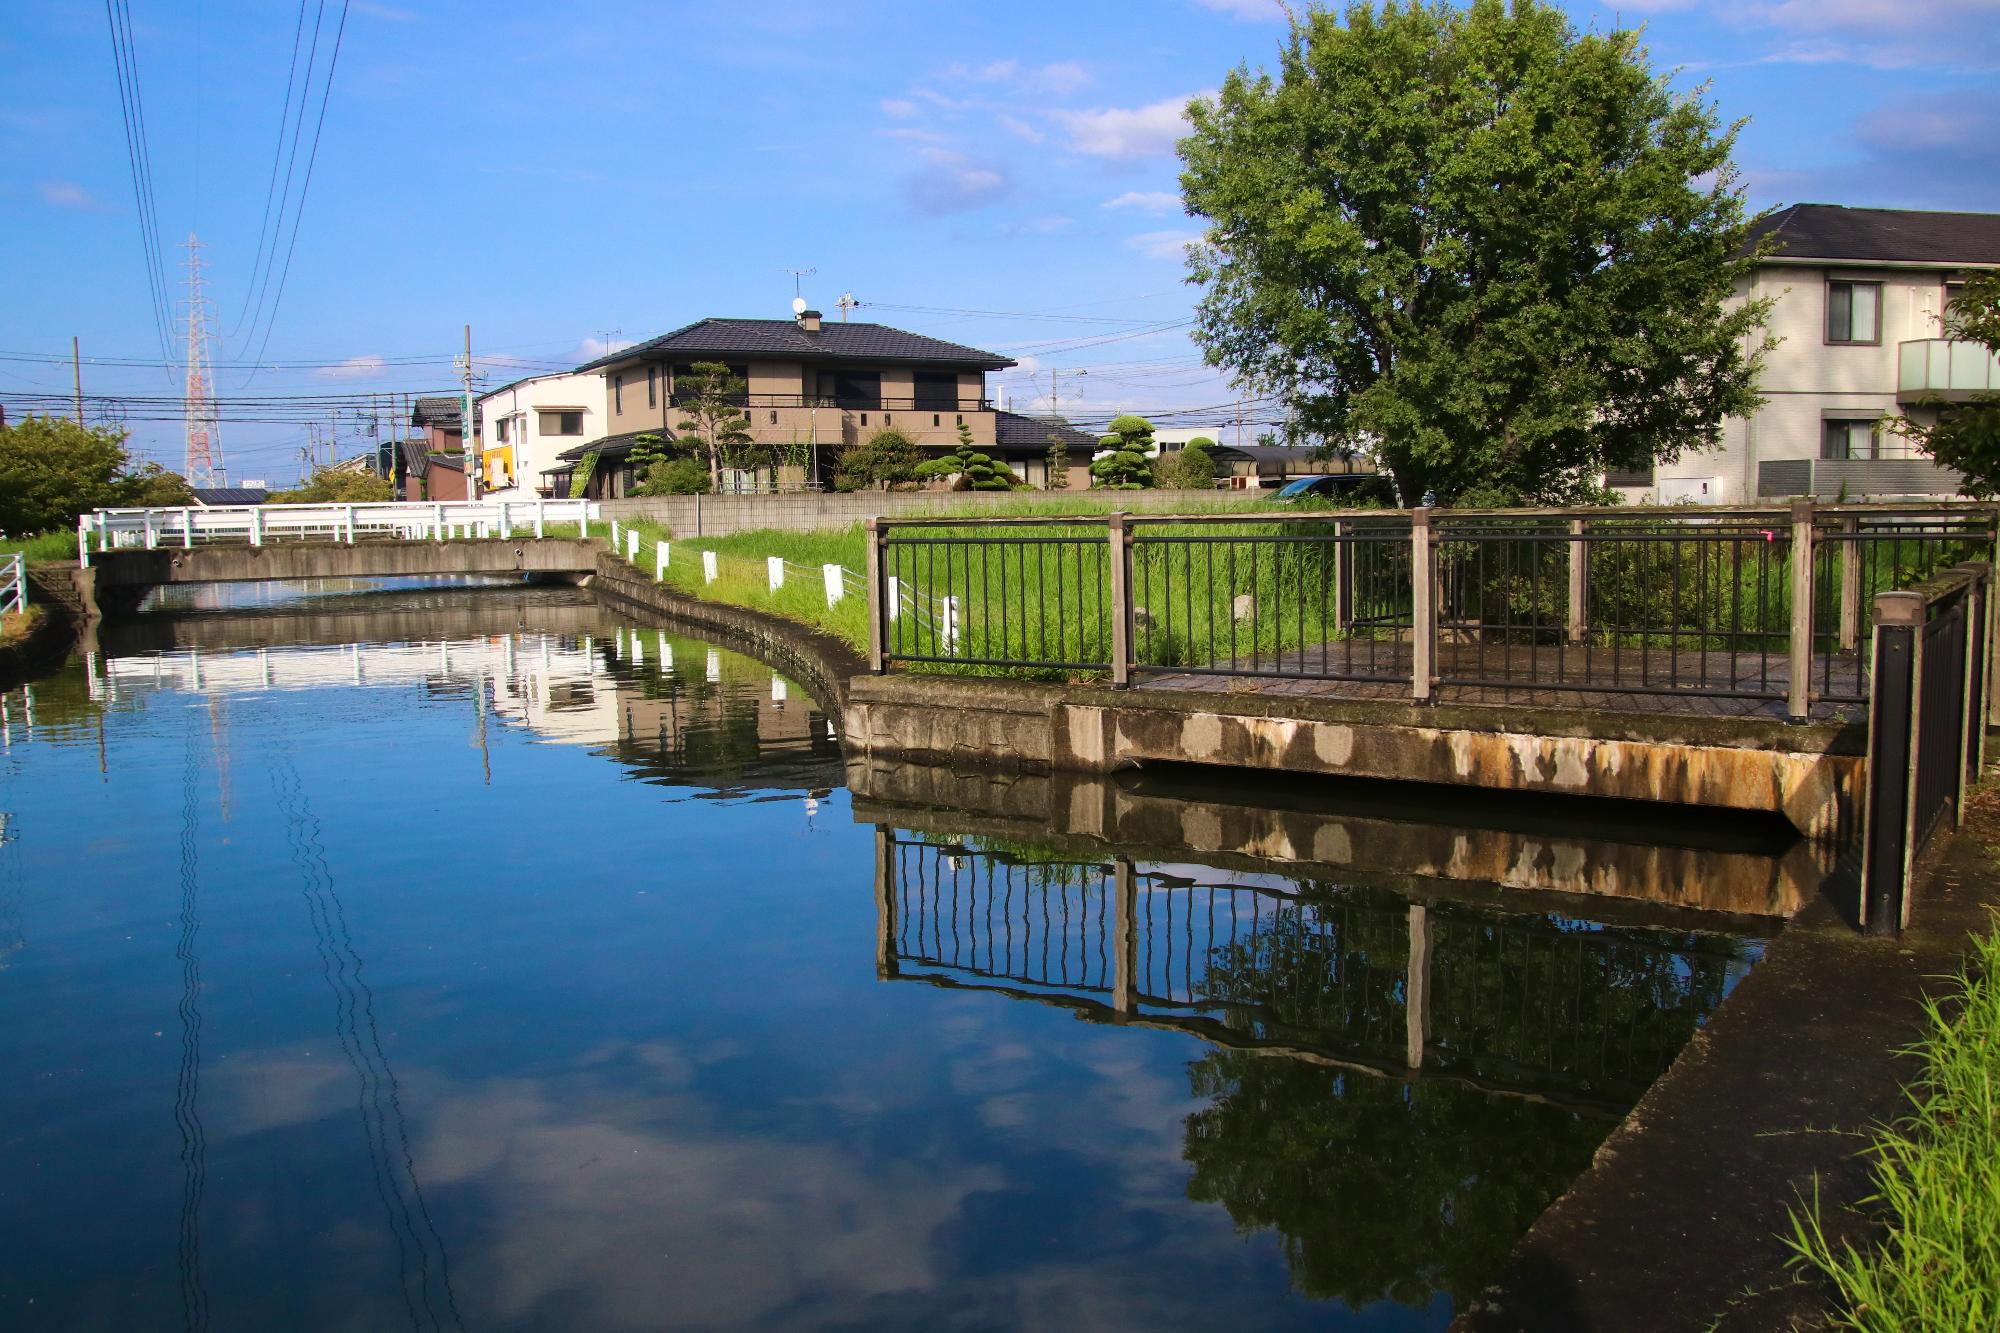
1617,204,2000,504
545,308,1019,498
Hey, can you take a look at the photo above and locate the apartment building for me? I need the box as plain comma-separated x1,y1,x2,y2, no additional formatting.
545,308,1016,498
1622,205,2000,504
475,369,602,500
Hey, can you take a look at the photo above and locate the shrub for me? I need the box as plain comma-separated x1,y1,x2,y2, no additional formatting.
1090,414,1157,489
834,429,923,491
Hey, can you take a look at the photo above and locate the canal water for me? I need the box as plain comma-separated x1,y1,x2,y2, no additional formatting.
0,582,1770,1331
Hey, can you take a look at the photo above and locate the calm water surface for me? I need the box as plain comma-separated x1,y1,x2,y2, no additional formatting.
0,583,1765,1331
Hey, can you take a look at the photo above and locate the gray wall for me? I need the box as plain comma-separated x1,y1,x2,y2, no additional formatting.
597,489,1229,538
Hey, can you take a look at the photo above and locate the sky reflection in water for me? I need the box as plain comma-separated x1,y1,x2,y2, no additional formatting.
0,584,1763,1331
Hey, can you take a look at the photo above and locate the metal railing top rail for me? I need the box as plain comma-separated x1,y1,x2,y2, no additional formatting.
0,553,25,615
874,500,2000,532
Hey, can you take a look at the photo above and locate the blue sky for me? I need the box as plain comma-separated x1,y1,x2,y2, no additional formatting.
2,0,1997,482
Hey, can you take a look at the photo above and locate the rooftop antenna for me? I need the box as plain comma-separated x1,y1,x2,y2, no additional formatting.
782,266,817,303
836,293,859,322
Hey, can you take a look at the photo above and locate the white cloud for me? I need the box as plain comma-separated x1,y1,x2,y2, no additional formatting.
351,0,415,18
1103,190,1180,213
37,179,99,210
1193,0,1288,18
314,355,388,380
998,114,1046,144
1126,230,1204,261
902,149,1009,216
878,126,951,144
1004,213,1075,236
1055,95,1203,162
577,335,632,360
1679,0,2000,69
880,97,917,118
940,59,1091,95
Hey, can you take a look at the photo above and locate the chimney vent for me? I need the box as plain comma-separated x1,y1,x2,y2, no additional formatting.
797,308,823,333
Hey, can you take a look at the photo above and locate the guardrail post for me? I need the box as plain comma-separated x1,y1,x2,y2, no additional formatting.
498,503,511,539
77,517,90,568
433,502,444,542
1333,518,1352,628
143,509,157,550
1787,497,1815,722
1108,512,1132,687
1112,857,1137,1018
344,505,357,544
1862,590,1924,935
534,501,546,539
1566,518,1589,645
181,507,193,548
865,517,885,673
248,506,264,547
1411,507,1434,702
1838,515,1862,651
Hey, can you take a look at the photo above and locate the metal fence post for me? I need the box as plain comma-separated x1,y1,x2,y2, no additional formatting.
1862,590,1924,935
1956,566,1988,822
865,517,885,673
1566,518,1589,645
1787,497,1815,722
1333,518,1352,629
1108,512,1132,687
1411,507,1434,702
1838,515,1862,651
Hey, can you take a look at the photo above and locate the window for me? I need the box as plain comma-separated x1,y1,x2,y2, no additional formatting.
859,412,868,427
647,365,657,408
830,369,881,410
913,370,958,411
538,410,584,436
1821,417,1918,460
1827,280,1881,344
496,418,510,443
933,414,941,427
614,373,623,413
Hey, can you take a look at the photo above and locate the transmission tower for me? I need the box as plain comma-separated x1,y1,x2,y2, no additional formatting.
182,233,225,488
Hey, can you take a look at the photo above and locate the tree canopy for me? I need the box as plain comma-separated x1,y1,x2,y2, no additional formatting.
0,415,194,534
1899,272,2000,497
266,466,394,504
1179,0,1770,504
834,428,923,491
1090,415,1158,489
673,362,754,489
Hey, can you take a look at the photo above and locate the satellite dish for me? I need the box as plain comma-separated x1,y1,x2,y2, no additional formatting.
791,296,808,315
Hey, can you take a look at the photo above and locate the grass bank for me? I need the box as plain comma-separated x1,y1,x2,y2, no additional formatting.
1,531,81,564
1786,918,2000,1329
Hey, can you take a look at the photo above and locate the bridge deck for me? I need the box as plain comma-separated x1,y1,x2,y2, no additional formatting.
1142,642,1867,722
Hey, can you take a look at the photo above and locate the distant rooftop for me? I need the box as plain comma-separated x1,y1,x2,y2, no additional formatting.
1749,204,2000,266
577,318,1016,374
190,487,269,506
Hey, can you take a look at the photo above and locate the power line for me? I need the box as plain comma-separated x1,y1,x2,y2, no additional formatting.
231,0,312,338
102,0,175,370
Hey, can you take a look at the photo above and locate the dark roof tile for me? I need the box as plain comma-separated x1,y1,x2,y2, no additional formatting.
1749,204,2000,266
578,318,1014,373
993,410,1098,451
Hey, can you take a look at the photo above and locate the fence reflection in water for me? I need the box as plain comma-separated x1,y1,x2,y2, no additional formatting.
875,831,1758,1109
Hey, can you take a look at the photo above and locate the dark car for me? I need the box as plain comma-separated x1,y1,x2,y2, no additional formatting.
1269,474,1396,505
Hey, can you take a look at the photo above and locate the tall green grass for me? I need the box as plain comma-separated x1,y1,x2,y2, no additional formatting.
1786,918,2000,1330
1,531,84,564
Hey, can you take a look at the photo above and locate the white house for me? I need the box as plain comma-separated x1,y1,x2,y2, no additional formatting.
476,369,605,500
1618,205,2000,504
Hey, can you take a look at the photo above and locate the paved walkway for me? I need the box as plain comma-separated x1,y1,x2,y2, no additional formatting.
1142,640,1868,722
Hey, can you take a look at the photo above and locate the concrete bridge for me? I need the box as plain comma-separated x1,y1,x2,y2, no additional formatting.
74,538,598,615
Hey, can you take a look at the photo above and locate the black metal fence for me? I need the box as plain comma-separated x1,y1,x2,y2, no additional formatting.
1861,561,1992,933
867,502,1998,718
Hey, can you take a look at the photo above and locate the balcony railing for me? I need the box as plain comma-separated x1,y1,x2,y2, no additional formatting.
1898,339,2000,403
666,393,995,413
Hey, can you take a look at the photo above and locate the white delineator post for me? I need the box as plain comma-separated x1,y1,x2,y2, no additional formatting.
655,542,670,581
940,595,960,655
702,550,718,584
767,556,785,592
823,564,844,608
887,576,901,621
626,528,640,561
611,520,622,553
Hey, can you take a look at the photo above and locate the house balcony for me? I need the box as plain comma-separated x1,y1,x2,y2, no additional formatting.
1897,339,2000,404
669,393,996,413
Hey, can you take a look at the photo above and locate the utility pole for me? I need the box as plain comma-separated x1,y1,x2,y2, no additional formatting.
1050,368,1085,421
72,336,84,424
455,323,480,500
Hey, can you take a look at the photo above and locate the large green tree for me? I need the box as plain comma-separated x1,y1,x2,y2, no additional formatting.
266,466,394,504
1899,272,2000,496
0,415,193,534
1178,0,1771,505
673,361,755,489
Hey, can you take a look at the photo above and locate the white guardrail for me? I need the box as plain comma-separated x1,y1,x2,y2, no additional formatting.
0,554,25,615
75,499,601,567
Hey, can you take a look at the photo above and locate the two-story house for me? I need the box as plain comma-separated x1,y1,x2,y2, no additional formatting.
1621,205,2000,504
475,370,602,500
543,308,1020,498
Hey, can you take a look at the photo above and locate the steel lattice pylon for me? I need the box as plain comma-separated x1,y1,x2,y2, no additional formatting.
181,233,225,489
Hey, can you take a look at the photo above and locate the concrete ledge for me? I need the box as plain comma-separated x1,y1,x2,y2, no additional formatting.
88,539,598,611
846,674,1865,838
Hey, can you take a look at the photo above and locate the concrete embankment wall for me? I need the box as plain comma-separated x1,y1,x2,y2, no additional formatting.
589,553,865,715
597,488,1223,539
844,673,1867,841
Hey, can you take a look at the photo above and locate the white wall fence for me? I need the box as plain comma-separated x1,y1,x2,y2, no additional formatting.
76,499,602,566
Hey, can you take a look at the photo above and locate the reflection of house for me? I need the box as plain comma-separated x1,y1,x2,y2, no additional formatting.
476,370,602,501
1622,204,2000,504
545,308,1016,499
